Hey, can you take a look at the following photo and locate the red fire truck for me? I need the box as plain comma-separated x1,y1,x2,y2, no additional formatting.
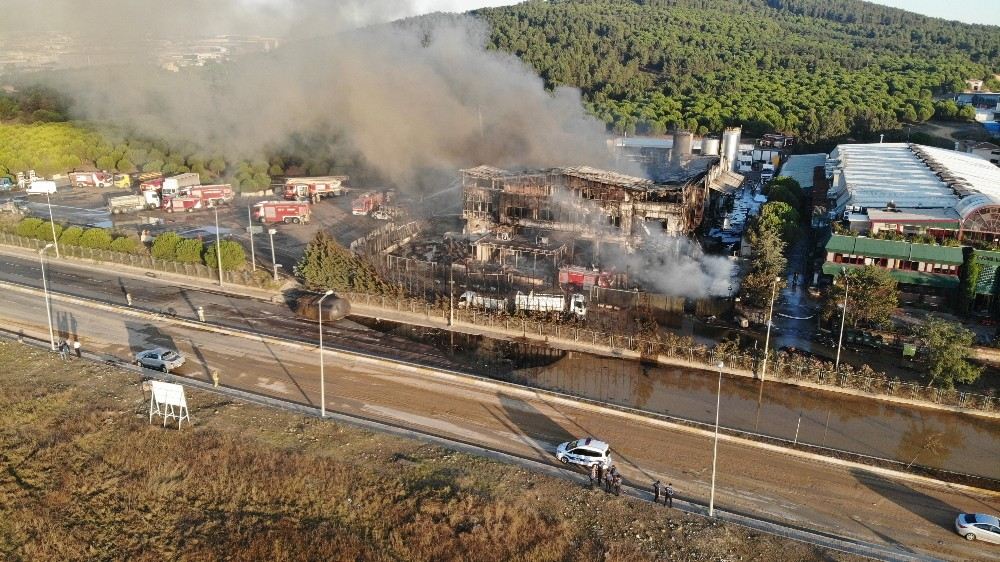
163,196,202,213
282,176,348,202
70,171,114,188
351,191,384,215
180,184,234,208
558,266,615,289
253,201,311,224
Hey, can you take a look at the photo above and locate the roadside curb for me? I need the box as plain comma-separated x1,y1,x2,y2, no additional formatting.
0,333,941,562
4,278,997,499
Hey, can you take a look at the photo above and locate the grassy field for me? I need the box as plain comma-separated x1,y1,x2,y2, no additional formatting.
0,341,863,561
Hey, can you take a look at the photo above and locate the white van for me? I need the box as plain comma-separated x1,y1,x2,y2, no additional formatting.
26,180,57,194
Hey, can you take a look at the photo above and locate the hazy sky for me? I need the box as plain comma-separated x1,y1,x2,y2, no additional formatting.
866,0,1000,26
432,0,1000,27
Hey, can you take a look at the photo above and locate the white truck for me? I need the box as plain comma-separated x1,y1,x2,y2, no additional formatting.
761,163,775,182
26,180,57,194
161,173,201,199
515,291,587,318
108,194,152,214
457,291,508,312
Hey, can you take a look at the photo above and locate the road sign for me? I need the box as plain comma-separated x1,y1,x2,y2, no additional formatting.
246,225,263,234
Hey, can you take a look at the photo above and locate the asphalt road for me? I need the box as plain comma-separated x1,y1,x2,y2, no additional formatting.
2,248,997,480
0,284,997,561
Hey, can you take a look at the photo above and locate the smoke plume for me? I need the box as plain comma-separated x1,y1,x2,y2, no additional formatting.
621,224,736,298
3,1,625,188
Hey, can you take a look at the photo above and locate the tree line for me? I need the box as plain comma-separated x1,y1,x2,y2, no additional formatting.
476,0,998,141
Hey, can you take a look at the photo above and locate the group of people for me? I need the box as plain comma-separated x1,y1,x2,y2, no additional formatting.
589,463,623,495
588,464,676,507
57,338,81,360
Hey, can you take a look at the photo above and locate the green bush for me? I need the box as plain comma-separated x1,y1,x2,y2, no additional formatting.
59,226,83,246
16,218,43,238
33,221,63,242
204,240,246,271
151,232,181,260
109,236,140,254
78,228,112,250
175,238,204,263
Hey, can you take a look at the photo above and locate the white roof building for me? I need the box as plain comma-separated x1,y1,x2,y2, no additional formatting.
828,143,1000,236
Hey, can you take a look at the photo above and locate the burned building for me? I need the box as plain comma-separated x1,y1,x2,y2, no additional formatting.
461,165,706,251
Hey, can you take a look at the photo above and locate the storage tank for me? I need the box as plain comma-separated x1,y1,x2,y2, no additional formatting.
702,137,721,156
722,127,742,171
671,130,693,166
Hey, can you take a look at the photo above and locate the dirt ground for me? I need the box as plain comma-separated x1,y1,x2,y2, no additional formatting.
0,341,865,562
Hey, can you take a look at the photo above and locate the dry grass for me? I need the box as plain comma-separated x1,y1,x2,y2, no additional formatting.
0,341,864,561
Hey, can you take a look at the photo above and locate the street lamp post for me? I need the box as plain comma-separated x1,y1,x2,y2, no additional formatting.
755,276,780,432
45,192,59,258
317,289,335,418
214,207,224,287
268,228,278,282
39,243,56,350
835,267,850,372
247,206,256,272
709,361,724,517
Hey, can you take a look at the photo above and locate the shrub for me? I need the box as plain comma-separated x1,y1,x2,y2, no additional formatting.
175,238,204,263
59,226,83,246
16,218,43,238
204,240,246,271
78,228,113,250
34,221,63,242
109,236,140,254
151,232,181,260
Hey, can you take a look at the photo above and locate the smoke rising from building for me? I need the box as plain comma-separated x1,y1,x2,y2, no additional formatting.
622,224,735,298
5,1,623,188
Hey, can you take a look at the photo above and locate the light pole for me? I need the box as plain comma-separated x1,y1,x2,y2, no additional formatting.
709,361,724,518
835,267,850,372
39,243,56,350
214,206,224,287
755,276,780,432
317,289,334,418
268,228,278,282
44,192,59,258
247,206,256,272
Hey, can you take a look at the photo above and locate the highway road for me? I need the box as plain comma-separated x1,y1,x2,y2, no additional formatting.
2,248,998,480
0,282,997,560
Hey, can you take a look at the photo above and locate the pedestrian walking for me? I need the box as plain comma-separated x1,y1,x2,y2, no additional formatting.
665,483,674,508
73,338,82,358
652,480,662,503
589,464,598,488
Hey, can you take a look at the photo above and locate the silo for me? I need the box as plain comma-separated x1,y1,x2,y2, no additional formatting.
702,137,721,156
722,127,742,171
671,130,693,166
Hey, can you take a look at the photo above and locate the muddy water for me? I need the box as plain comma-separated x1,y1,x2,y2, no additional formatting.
353,318,1000,480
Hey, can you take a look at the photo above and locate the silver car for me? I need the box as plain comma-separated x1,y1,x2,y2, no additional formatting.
955,513,1000,544
135,348,185,372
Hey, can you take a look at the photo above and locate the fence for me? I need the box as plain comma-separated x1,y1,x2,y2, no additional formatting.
0,232,274,289
340,290,998,413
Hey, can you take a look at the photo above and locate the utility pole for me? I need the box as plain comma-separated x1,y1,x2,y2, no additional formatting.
317,290,334,418
268,228,279,282
45,192,59,258
214,206,224,287
835,267,850,372
709,361,724,517
755,276,780,432
247,206,256,272
39,244,56,350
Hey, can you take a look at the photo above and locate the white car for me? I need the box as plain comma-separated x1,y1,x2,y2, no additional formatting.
555,438,611,469
955,513,1000,543
135,348,186,372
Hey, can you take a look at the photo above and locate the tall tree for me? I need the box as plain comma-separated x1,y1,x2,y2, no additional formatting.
916,316,982,389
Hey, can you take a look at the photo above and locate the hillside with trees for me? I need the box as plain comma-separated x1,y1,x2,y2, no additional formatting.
476,0,1000,142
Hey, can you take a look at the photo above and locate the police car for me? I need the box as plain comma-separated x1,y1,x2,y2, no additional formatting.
555,438,611,469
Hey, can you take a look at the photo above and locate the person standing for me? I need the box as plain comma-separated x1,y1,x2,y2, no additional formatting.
604,468,613,493
665,483,674,508
613,474,622,496
652,480,662,503
73,338,82,358
589,464,598,488
58,340,69,360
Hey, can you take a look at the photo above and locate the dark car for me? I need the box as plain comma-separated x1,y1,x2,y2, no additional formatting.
293,293,351,322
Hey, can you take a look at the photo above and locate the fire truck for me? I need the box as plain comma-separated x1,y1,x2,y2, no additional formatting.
163,196,202,213
283,176,348,202
351,191,384,215
253,201,311,224
178,184,234,208
70,171,114,188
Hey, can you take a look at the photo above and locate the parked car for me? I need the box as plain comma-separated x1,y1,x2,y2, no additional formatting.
555,437,611,469
135,348,186,372
955,513,1000,543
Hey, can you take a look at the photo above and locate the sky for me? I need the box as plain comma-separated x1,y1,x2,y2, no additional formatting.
432,0,1000,27
866,0,1000,26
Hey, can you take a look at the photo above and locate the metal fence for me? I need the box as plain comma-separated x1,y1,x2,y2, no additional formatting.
340,291,998,413
0,232,274,289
